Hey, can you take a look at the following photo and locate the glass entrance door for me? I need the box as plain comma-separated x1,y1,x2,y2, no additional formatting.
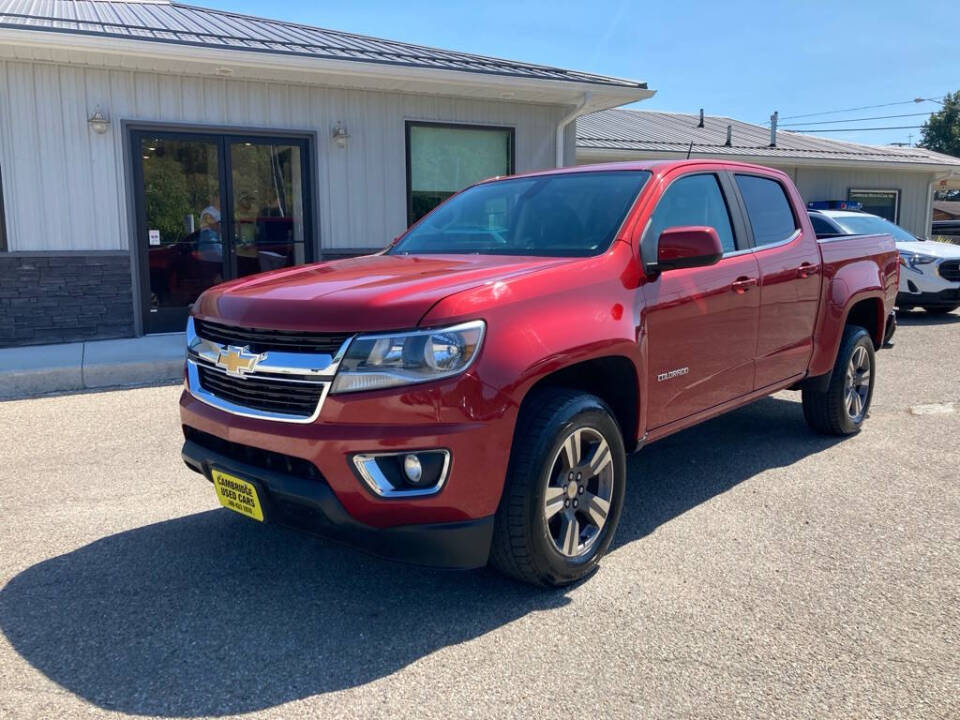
132,131,312,334
228,141,308,279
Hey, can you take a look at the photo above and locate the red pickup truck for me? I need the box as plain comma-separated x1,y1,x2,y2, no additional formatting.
180,160,898,586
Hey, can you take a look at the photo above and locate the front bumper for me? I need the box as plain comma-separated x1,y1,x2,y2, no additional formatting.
182,434,494,569
896,288,960,308
180,370,517,525
898,259,960,302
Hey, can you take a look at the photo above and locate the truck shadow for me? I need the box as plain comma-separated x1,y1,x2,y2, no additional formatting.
613,395,842,550
0,396,839,717
894,308,960,325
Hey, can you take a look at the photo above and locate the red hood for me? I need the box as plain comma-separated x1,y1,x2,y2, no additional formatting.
193,253,573,331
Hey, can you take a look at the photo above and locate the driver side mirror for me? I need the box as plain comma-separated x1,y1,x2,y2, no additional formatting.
652,226,724,273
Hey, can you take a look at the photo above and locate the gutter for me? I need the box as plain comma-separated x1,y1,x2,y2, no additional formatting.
556,92,591,168
0,28,651,107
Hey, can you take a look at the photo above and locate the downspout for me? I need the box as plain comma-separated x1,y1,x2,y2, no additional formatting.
556,92,591,168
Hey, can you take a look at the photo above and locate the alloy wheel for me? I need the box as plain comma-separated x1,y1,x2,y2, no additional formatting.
542,427,615,558
844,345,871,422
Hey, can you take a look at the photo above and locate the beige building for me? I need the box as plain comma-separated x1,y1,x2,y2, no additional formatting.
0,0,651,345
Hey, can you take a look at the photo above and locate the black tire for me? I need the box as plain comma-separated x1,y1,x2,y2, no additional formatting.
923,305,959,315
802,325,876,436
490,388,626,587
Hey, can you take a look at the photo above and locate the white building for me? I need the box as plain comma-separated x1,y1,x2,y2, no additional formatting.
0,0,651,345
576,108,960,238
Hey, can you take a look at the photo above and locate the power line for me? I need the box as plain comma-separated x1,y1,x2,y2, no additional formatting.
783,125,924,133
780,111,930,127
763,96,946,123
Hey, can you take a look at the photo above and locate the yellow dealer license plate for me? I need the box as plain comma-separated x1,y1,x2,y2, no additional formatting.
212,469,264,522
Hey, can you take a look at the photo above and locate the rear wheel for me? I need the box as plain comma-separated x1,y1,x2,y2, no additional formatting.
490,389,626,586
802,325,875,436
923,305,959,315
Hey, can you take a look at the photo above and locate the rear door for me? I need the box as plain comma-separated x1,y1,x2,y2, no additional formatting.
732,173,822,388
641,170,761,428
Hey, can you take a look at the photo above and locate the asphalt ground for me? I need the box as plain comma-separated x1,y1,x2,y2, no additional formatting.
0,308,957,719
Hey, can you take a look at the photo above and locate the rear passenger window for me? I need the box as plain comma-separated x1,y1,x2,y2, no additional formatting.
643,174,736,264
735,175,798,246
809,214,838,236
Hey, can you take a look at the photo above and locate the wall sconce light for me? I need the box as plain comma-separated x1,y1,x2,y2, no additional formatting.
88,106,110,134
332,121,350,149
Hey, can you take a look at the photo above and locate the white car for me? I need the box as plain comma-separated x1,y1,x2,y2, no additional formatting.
809,209,960,315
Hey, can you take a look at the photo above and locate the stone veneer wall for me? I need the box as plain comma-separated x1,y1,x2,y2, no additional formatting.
0,252,134,347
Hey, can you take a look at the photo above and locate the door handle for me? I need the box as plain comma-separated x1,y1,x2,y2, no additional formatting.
731,276,758,294
797,263,821,278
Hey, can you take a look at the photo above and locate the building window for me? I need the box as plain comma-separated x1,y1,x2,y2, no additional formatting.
848,189,900,223
406,122,514,225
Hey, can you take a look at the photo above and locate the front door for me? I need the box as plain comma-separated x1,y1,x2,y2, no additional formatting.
640,172,761,428
133,131,312,334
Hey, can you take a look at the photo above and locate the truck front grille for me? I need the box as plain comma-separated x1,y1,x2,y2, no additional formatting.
186,317,347,423
939,260,960,282
196,365,326,418
194,318,351,355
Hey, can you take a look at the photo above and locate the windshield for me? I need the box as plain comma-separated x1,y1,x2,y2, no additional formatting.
391,170,651,257
833,214,917,243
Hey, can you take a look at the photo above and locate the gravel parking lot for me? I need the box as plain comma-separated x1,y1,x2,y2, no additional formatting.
1,310,958,719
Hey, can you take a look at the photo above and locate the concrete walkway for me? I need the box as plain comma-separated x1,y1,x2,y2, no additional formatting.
0,333,185,400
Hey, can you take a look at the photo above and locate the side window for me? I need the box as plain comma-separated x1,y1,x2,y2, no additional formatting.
809,214,838,236
642,174,736,264
735,175,798,247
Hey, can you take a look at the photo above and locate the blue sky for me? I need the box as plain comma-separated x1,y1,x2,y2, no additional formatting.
196,0,957,147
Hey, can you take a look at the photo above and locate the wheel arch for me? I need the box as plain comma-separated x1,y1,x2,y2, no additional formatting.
843,296,885,349
519,355,641,452
806,293,886,389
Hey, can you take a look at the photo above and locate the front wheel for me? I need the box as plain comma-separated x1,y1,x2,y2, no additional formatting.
490,389,626,586
802,325,876,436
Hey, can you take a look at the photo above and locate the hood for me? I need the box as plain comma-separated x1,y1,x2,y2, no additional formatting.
896,240,960,259
193,253,574,331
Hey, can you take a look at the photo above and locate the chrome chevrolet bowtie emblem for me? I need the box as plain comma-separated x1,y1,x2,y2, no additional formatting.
216,345,264,377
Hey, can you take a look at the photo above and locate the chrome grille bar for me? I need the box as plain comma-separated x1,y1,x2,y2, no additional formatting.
185,317,353,423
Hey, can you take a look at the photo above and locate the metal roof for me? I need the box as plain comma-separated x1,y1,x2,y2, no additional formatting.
577,108,960,168
0,0,646,89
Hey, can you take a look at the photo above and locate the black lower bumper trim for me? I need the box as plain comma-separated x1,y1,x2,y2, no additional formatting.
181,439,493,569
897,289,960,308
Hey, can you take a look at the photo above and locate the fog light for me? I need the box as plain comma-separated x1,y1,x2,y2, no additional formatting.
403,454,423,484
352,449,451,497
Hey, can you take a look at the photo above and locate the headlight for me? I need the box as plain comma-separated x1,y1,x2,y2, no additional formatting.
331,320,485,393
899,252,937,270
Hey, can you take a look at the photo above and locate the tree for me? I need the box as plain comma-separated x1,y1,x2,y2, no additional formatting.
919,91,960,158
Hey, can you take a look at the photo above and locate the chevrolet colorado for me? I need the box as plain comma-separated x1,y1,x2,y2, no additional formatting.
180,160,899,586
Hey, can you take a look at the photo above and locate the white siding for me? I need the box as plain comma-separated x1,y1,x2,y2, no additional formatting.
0,59,570,252
790,167,933,237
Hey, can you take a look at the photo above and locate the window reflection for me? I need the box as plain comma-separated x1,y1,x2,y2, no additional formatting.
231,143,306,277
